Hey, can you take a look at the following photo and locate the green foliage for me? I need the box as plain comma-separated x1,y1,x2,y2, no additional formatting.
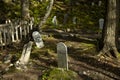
0,0,106,31
29,0,49,24
41,68,78,80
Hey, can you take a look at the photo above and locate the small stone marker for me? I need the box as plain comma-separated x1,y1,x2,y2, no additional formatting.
52,16,58,26
91,2,95,6
32,31,44,48
98,1,102,6
57,42,68,70
99,18,104,29
73,16,77,24
63,13,68,24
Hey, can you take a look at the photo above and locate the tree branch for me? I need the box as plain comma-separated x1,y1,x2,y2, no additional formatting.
38,0,54,32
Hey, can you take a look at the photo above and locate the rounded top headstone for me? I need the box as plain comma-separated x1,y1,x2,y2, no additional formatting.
99,18,104,29
57,42,67,54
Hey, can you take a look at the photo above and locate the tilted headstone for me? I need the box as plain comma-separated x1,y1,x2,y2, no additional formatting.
99,18,104,29
57,42,68,70
32,31,44,48
52,16,58,26
15,41,33,69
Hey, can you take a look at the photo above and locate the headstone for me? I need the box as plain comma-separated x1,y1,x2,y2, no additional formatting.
46,5,49,10
98,1,102,6
73,16,77,24
32,31,44,48
52,16,58,26
15,41,33,69
63,13,68,24
99,18,104,29
91,2,95,6
57,42,68,70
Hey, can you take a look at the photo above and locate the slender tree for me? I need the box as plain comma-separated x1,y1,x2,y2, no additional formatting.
38,0,54,32
98,0,119,58
21,0,30,20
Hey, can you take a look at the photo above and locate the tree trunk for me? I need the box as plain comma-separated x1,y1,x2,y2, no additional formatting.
21,0,30,20
99,0,119,58
38,0,54,32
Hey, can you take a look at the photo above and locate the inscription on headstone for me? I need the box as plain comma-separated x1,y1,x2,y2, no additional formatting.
32,31,44,48
57,42,68,70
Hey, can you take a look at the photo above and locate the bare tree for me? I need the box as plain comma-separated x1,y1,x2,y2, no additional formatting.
38,0,54,32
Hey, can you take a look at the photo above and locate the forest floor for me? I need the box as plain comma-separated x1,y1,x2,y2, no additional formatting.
0,30,120,80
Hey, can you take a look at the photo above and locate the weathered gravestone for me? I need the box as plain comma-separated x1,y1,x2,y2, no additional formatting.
57,42,68,70
15,41,33,70
98,1,102,6
63,13,68,24
32,31,44,48
99,18,104,30
73,16,77,24
52,16,58,26
91,2,95,6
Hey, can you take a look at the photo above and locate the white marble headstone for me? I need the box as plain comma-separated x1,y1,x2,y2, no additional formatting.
32,31,44,48
99,18,104,29
52,16,58,26
57,42,68,70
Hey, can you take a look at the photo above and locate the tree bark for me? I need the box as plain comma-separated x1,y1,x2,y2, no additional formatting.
98,0,119,58
21,0,30,20
38,0,54,32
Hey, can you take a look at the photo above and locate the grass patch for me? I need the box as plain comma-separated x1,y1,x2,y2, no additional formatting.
41,68,79,80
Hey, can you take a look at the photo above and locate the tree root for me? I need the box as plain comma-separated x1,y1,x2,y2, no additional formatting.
97,45,118,59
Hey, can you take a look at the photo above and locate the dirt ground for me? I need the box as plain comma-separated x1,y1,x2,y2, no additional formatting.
0,32,120,80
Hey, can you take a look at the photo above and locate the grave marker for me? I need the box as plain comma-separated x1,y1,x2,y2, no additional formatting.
98,1,102,6
52,16,58,26
91,2,95,6
32,31,44,48
99,18,104,29
16,41,33,69
73,16,77,24
57,42,68,70
63,13,68,24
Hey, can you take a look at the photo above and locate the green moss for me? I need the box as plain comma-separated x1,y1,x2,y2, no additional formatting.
42,68,78,80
